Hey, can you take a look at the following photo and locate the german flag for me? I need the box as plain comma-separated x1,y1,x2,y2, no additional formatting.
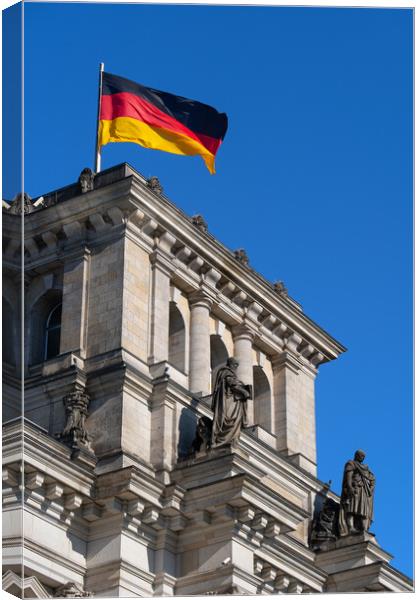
99,72,228,174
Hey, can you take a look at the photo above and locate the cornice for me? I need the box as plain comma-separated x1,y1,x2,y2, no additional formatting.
7,163,346,361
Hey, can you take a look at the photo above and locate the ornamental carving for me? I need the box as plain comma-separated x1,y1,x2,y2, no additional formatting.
8,192,34,214
191,214,208,233
273,280,288,297
147,176,163,194
54,581,92,597
233,248,249,266
61,388,93,453
79,168,95,193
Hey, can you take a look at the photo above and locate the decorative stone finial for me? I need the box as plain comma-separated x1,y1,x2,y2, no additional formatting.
54,582,92,597
8,192,34,214
233,248,249,266
338,450,375,537
61,388,93,453
273,280,288,297
147,176,163,194
79,168,95,193
191,214,208,233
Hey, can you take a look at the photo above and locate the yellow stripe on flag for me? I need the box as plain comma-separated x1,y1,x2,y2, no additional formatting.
99,117,216,174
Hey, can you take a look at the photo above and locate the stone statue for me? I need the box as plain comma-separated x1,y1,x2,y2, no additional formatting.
211,357,251,448
191,416,213,454
338,449,375,536
79,168,95,193
310,497,339,548
61,389,92,452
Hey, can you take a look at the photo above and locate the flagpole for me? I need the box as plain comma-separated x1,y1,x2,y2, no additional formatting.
94,62,105,173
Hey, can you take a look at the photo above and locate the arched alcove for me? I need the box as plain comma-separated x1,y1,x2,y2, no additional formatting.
253,366,272,432
168,302,186,372
30,290,62,364
2,297,16,365
210,334,229,387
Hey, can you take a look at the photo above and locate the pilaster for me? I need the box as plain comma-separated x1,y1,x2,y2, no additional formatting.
60,247,91,358
272,346,317,475
148,235,176,365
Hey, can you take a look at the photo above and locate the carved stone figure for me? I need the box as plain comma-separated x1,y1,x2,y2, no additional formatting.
61,389,92,452
191,214,208,233
338,449,375,536
273,280,288,297
54,581,92,597
8,192,34,214
233,248,249,266
147,176,163,194
311,497,339,547
211,357,251,448
79,168,95,193
191,416,213,454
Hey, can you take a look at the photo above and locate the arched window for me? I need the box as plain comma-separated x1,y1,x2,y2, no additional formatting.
210,334,229,387
2,298,15,365
253,366,272,432
30,290,62,365
44,303,62,360
168,302,186,372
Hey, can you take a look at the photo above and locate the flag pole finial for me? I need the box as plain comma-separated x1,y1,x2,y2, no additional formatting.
94,62,105,174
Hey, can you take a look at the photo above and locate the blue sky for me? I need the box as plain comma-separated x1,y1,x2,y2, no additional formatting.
4,2,413,578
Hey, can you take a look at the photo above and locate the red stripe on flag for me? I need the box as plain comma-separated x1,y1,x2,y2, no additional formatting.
101,92,221,155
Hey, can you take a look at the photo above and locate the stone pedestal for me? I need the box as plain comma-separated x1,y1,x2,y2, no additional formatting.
314,532,405,592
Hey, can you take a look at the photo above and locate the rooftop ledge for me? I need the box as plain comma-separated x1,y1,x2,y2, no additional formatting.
3,162,347,359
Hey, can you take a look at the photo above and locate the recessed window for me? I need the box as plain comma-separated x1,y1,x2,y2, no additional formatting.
44,303,62,360
168,302,186,372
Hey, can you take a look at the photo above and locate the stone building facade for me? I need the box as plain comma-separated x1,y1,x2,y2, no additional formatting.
2,164,412,596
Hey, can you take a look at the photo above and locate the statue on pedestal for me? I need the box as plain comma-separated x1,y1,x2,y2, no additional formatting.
61,388,93,454
338,449,375,536
211,357,251,448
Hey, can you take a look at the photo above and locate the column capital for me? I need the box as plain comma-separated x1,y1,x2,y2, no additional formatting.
189,289,213,310
232,323,255,342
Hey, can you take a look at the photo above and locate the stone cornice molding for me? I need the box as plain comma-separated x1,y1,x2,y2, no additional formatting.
271,352,301,374
10,163,346,362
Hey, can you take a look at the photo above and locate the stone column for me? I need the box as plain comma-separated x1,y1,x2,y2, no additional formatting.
148,248,173,365
189,291,212,395
232,324,254,424
60,247,91,358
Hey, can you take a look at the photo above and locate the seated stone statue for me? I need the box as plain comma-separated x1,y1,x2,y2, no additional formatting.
211,357,251,448
338,449,375,536
191,416,212,454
